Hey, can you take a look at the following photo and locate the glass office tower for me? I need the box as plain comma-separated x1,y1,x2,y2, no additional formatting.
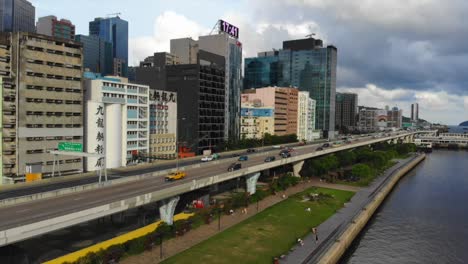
89,16,128,77
244,38,337,137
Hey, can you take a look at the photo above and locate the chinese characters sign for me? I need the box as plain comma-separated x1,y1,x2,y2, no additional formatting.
95,104,105,168
149,90,176,103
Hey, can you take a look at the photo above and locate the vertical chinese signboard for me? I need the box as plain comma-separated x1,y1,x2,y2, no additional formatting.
85,102,105,171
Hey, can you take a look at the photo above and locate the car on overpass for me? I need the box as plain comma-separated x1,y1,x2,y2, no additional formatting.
280,152,291,158
165,171,187,181
238,155,248,161
228,163,242,172
265,156,276,162
246,148,256,153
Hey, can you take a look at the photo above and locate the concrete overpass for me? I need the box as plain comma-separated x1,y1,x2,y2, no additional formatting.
0,132,419,247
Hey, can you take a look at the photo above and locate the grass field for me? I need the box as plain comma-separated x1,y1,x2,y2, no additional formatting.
161,187,354,264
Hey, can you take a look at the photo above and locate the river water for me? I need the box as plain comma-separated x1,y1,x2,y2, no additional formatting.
341,150,468,264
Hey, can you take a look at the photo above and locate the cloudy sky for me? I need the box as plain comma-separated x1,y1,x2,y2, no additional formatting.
32,0,468,125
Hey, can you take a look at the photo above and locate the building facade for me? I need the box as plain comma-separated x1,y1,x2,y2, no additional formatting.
84,75,149,171
297,91,316,142
240,103,275,139
36,15,75,40
149,89,177,159
244,38,337,138
164,50,226,154
411,103,419,121
244,51,280,89
89,16,128,77
358,107,403,131
75,34,113,76
0,0,35,33
241,87,298,136
134,52,180,91
171,33,242,142
0,32,83,183
335,92,358,131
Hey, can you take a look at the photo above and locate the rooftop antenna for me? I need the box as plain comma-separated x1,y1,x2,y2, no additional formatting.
209,20,221,35
107,12,121,18
305,33,316,38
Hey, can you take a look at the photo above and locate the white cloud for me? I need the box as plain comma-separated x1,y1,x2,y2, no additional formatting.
338,84,468,125
129,11,210,66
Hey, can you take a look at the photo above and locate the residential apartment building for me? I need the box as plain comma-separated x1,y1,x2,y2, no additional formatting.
335,92,358,131
0,0,35,33
241,86,298,136
0,32,83,184
84,75,149,171
240,103,275,139
171,32,242,142
89,16,128,77
297,91,316,142
149,89,177,159
36,15,75,40
75,34,113,76
358,107,402,131
244,37,337,138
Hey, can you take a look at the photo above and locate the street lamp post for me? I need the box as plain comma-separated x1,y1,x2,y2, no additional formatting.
176,117,186,171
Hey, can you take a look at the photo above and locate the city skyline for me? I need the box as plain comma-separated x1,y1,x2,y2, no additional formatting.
30,0,468,125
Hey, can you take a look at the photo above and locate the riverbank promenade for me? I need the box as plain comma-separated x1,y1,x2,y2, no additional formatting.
281,154,423,264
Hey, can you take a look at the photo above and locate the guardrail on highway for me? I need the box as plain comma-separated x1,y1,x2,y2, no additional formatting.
0,134,413,208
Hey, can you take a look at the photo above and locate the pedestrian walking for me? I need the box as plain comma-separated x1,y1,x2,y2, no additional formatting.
312,228,318,244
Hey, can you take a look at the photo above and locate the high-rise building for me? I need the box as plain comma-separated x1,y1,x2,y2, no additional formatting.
134,52,180,91
36,15,75,40
84,75,149,170
89,16,128,77
164,50,226,154
0,0,35,33
241,87,298,136
75,34,113,76
388,107,403,128
149,89,177,159
297,91,316,142
0,32,83,183
244,37,337,138
170,37,198,64
335,93,358,131
171,32,243,142
358,106,402,131
411,103,419,121
244,51,280,89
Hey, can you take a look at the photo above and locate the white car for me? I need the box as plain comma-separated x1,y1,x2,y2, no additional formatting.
201,156,213,162
273,145,283,149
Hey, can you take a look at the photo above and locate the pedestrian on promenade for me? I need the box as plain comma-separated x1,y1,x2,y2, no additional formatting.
312,228,318,244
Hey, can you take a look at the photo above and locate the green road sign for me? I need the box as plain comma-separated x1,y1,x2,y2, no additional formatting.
58,142,83,152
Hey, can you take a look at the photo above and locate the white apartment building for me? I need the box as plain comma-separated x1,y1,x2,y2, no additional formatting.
297,91,316,142
84,76,149,171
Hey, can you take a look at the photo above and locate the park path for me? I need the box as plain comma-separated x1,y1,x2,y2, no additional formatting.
122,178,346,264
280,155,419,264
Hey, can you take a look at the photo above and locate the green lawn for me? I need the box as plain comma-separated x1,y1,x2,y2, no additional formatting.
161,187,354,264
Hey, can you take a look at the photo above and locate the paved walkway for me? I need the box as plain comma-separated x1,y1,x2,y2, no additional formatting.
280,155,419,264
122,180,325,264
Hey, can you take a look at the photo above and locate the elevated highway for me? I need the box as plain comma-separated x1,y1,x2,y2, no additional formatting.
0,132,418,247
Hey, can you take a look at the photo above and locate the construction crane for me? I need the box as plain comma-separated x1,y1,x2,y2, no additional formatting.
107,12,121,18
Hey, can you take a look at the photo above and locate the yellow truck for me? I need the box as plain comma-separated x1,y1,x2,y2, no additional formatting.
165,171,187,181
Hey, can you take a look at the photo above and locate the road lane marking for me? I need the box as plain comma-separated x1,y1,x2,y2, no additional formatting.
16,208,31,213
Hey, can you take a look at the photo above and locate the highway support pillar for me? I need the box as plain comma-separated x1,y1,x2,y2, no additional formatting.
292,161,305,177
245,172,261,195
159,196,180,225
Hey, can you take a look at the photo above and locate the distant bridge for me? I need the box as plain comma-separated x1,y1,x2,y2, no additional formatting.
415,133,468,148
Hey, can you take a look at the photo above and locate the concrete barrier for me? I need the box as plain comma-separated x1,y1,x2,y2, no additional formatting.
317,154,426,264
